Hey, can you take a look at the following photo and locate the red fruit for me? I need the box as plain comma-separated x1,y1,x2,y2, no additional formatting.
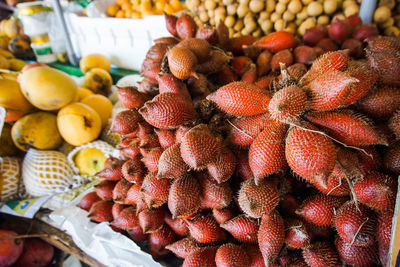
305,223,334,242
390,109,400,139
125,183,142,205
303,26,328,46
79,191,101,211
335,237,378,267
241,64,257,83
296,195,347,226
117,86,149,109
285,123,336,187
313,174,350,196
258,210,285,264
157,73,191,100
182,247,218,267
140,172,171,207
228,113,270,147
120,144,141,160
180,124,218,169
346,15,362,30
94,180,116,200
155,129,175,149
302,241,340,267
305,110,387,146
112,179,131,203
145,42,170,61
111,203,127,220
366,35,400,51
334,201,376,246
353,24,379,41
316,38,339,52
157,143,188,179
342,39,363,58
300,50,349,86
88,200,113,223
358,146,381,174
215,243,250,267
270,50,293,71
138,207,165,233
149,224,176,259
284,218,310,249
384,142,400,174
175,125,191,143
238,179,279,218
353,172,397,211
228,35,257,55
304,70,358,111
196,25,219,45
221,215,259,243
236,150,254,181
111,109,142,135
0,230,24,267
110,206,139,230
207,81,271,117
207,147,236,183
142,147,163,172
216,66,239,86
196,48,231,74
14,238,53,267
280,194,301,217
164,12,178,38
139,92,197,129
166,237,200,258
138,77,158,95
96,157,124,181
168,174,202,219
168,46,198,80
248,122,287,183
244,244,265,267
328,19,352,43
256,50,273,77
213,205,237,225
198,172,232,209
176,13,197,40
165,214,189,236
122,158,146,183
127,226,148,242
313,46,324,57
358,85,400,118
253,31,297,52
176,38,211,63
294,45,317,65
186,214,227,243
379,243,389,267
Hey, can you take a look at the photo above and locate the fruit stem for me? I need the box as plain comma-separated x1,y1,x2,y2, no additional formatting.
0,233,49,241
0,68,20,75
226,119,254,141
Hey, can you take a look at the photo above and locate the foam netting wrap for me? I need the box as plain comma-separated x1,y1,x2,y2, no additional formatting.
0,157,25,202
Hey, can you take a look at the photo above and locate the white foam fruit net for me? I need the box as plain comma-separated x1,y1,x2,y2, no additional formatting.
23,149,74,197
100,120,120,148
0,157,24,202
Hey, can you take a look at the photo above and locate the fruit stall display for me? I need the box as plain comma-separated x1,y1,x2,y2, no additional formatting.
106,0,187,18
73,11,400,267
186,0,400,37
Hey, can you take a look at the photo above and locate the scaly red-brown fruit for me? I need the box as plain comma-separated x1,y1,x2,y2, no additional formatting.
142,147,163,172
335,237,378,267
186,214,227,243
14,238,54,267
180,124,219,169
249,122,288,184
164,213,189,236
182,247,218,267
176,13,197,39
236,150,254,181
155,129,176,149
313,174,350,196
111,203,127,220
258,210,285,265
96,156,124,181
207,146,236,183
284,218,310,249
353,172,397,211
149,224,176,259
377,210,393,248
165,237,201,258
213,205,237,225
111,109,142,135
157,73,191,100
139,92,197,129
0,230,24,267
296,194,347,226
196,48,231,74
389,109,400,139
244,244,265,267
112,179,131,203
94,180,116,201
117,86,149,109
238,179,279,218
124,183,142,205
285,123,337,188
221,215,259,243
228,113,270,147
207,81,271,116
269,85,308,124
88,200,113,223
139,207,166,233
157,143,188,179
127,226,148,242
140,172,171,207
302,241,341,267
122,158,146,183
334,201,376,246
168,174,202,219
110,206,139,230
198,172,232,209
215,243,250,267
176,38,211,63
358,85,400,118
305,110,387,146
79,191,101,211
231,56,253,76
168,46,198,80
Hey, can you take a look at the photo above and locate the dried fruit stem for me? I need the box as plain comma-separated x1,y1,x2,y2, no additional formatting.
350,217,369,245
227,119,255,141
0,234,50,241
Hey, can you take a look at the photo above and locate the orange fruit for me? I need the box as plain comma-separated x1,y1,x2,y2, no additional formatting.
107,4,120,17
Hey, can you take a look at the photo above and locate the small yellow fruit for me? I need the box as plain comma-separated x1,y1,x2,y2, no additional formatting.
0,124,18,157
0,36,10,50
80,53,111,73
11,112,63,151
75,87,94,102
19,66,78,111
8,58,26,71
57,103,102,146
0,79,33,114
0,54,9,69
80,94,113,128
83,68,113,95
0,49,13,59
74,147,107,176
